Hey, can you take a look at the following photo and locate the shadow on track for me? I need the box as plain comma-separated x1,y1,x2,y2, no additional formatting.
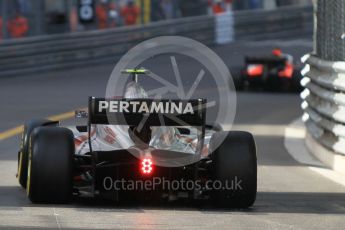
2,185,345,215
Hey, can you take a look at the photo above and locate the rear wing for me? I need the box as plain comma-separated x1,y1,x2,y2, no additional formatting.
245,56,287,65
87,97,207,154
88,97,207,127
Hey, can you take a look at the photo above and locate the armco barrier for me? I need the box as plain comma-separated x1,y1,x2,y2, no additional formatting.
301,55,345,156
0,15,215,77
0,6,312,77
234,6,313,40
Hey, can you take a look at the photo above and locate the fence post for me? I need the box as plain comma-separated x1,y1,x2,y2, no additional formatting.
33,0,45,36
215,12,234,45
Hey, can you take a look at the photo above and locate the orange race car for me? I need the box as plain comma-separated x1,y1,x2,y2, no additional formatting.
239,48,302,92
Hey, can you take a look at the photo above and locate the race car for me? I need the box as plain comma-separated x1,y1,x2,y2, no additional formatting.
17,69,257,208
238,48,302,91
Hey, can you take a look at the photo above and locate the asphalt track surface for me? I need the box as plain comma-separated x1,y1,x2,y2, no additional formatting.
1,39,345,230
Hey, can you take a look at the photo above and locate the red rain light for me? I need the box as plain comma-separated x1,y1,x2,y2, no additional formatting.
141,158,153,175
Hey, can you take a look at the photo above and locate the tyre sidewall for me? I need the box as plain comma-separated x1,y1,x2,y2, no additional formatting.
210,131,257,208
27,126,74,203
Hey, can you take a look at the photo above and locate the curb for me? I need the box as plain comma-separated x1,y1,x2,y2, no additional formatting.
305,132,345,175
285,117,345,187
284,118,323,167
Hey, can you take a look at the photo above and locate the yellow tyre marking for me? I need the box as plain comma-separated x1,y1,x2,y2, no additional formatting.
26,137,32,196
18,151,23,181
17,132,25,181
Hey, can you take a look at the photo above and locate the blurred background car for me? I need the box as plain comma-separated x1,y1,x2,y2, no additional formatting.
238,48,303,92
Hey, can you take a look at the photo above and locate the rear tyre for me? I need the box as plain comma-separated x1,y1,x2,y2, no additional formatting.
281,78,292,92
232,68,245,91
291,70,302,92
27,127,74,204
210,131,257,208
18,119,55,188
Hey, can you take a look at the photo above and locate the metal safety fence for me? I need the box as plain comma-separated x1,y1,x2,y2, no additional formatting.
0,5,312,78
315,0,345,61
234,5,312,40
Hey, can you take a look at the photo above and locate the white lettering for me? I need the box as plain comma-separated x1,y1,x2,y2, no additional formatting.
151,102,164,113
170,102,182,114
165,102,170,113
131,101,140,111
184,103,194,114
138,102,150,113
109,101,118,113
98,101,109,112
99,101,196,114
119,101,129,113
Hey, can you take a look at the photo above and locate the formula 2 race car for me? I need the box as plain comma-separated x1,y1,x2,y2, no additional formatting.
238,48,302,92
17,69,257,208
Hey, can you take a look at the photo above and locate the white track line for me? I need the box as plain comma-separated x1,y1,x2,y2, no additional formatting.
53,207,62,230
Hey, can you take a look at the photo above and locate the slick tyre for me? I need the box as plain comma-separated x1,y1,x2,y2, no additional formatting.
210,131,257,208
232,68,245,91
27,127,74,204
291,70,302,92
18,119,56,188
